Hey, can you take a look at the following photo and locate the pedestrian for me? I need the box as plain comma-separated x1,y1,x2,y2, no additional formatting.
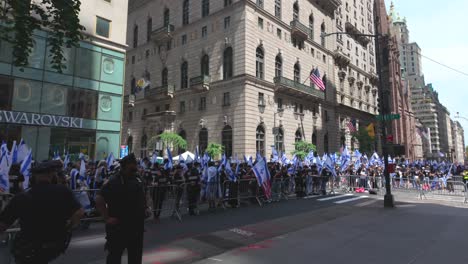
0,161,84,264
95,153,149,264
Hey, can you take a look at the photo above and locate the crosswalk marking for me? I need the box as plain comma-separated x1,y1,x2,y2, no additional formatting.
317,194,353,201
354,199,379,207
334,196,368,204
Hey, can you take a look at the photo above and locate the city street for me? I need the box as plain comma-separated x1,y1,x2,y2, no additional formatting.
39,194,468,264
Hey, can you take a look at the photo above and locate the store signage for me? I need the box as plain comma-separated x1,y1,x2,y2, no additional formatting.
120,145,129,158
0,110,83,128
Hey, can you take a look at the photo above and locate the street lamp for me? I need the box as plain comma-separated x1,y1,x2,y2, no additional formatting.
455,112,468,122
321,29,395,208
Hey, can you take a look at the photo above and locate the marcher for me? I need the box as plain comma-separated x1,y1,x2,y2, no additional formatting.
0,161,84,264
95,153,149,264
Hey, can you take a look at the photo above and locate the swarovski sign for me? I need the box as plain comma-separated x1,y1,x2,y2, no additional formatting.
0,110,83,128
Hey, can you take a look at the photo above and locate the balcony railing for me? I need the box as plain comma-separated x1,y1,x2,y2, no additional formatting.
290,19,309,41
345,22,371,46
144,84,175,100
274,76,325,100
151,24,175,43
190,75,211,92
311,0,342,15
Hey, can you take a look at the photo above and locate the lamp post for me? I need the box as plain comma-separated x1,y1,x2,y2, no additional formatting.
321,32,394,207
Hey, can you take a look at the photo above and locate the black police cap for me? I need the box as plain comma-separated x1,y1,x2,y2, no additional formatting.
120,153,137,166
31,161,57,174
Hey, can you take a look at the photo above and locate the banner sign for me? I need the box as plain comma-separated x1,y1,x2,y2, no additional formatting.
120,145,129,158
0,110,84,129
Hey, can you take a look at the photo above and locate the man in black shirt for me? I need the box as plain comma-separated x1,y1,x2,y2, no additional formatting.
0,161,84,264
95,153,148,264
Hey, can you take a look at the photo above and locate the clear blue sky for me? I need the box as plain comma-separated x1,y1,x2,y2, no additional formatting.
387,0,468,146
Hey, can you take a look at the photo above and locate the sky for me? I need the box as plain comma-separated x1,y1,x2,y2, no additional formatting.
386,0,468,146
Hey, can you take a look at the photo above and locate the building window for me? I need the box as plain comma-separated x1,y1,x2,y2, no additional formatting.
312,133,317,147
162,68,168,86
309,15,314,40
295,129,302,143
294,62,301,83
275,54,282,78
224,0,232,7
293,2,299,21
277,28,282,39
224,16,231,30
258,92,265,106
163,8,170,27
201,54,209,76
96,16,111,38
256,125,265,156
128,111,133,122
223,47,233,79
183,0,189,25
275,128,284,153
199,128,208,153
256,46,264,79
202,26,208,38
202,0,210,17
258,17,264,29
199,97,206,110
277,98,283,110
275,0,281,18
223,92,230,106
146,17,152,42
256,0,264,8
222,125,233,157
180,101,186,113
181,34,187,45
324,133,329,153
133,25,138,48
321,23,326,47
181,61,188,89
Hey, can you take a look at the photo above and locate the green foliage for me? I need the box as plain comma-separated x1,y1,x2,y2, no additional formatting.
205,143,224,160
148,132,187,151
0,0,85,72
352,126,375,154
291,141,316,160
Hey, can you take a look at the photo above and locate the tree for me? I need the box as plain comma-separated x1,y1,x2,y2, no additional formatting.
205,143,224,160
352,126,374,154
0,0,85,72
148,132,187,152
291,141,316,160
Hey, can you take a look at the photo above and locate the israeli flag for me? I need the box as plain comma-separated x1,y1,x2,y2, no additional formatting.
106,152,115,170
271,147,279,162
0,153,10,192
9,141,18,165
306,151,315,163
164,147,173,170
63,153,70,170
324,155,337,177
70,168,79,190
20,149,33,189
252,156,272,199
17,139,29,163
281,153,290,165
225,160,236,181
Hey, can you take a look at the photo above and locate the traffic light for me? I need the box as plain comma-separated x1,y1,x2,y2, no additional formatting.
376,97,381,114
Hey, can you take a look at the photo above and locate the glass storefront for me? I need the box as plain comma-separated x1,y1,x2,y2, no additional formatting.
0,30,125,161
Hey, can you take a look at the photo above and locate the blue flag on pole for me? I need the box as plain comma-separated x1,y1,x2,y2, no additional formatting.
20,149,32,189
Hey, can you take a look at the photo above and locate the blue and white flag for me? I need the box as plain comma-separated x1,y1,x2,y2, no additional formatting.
9,141,18,165
17,139,29,163
324,155,337,177
306,151,315,163
281,153,290,165
252,157,272,199
354,149,362,159
271,147,279,162
255,153,262,164
0,153,10,192
225,160,236,182
106,152,115,170
70,168,79,190
79,159,87,178
165,147,173,170
20,149,32,189
195,146,200,162
53,150,61,161
63,153,70,170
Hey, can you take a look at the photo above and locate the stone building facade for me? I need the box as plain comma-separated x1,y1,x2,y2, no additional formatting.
122,0,379,158
452,121,465,164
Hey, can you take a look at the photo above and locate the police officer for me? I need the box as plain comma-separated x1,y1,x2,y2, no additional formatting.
0,161,84,264
95,153,148,264
185,162,201,215
463,169,468,188
152,163,168,219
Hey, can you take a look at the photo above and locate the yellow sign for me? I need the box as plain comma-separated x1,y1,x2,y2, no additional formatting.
136,79,145,88
366,123,375,138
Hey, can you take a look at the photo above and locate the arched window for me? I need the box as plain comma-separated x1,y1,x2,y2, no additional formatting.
140,134,148,158
312,133,317,147
274,127,284,153
201,54,209,76
340,134,346,148
127,136,134,154
223,47,233,79
324,133,329,153
202,0,210,17
199,128,208,153
295,129,302,143
321,23,326,47
294,62,301,83
293,2,299,21
275,54,282,78
182,0,190,25
131,76,136,94
256,46,264,79
222,125,233,158
181,61,188,89
161,68,168,86
146,17,152,42
163,8,170,27
256,125,265,157
178,130,187,154
309,14,314,40
133,25,138,48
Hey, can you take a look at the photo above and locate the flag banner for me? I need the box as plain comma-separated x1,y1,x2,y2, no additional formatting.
310,68,326,91
252,157,272,199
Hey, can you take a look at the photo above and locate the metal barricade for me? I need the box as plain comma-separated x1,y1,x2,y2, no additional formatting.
237,178,263,206
147,184,184,221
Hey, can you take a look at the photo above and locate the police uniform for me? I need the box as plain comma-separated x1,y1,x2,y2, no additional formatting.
185,165,201,215
295,168,306,198
152,168,169,218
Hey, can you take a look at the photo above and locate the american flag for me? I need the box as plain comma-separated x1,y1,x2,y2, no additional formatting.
347,119,357,133
310,68,326,91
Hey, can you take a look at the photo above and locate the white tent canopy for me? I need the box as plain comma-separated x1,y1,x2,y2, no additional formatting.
173,151,195,161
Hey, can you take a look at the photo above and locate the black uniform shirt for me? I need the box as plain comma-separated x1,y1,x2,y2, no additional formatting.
0,184,81,242
99,174,146,231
